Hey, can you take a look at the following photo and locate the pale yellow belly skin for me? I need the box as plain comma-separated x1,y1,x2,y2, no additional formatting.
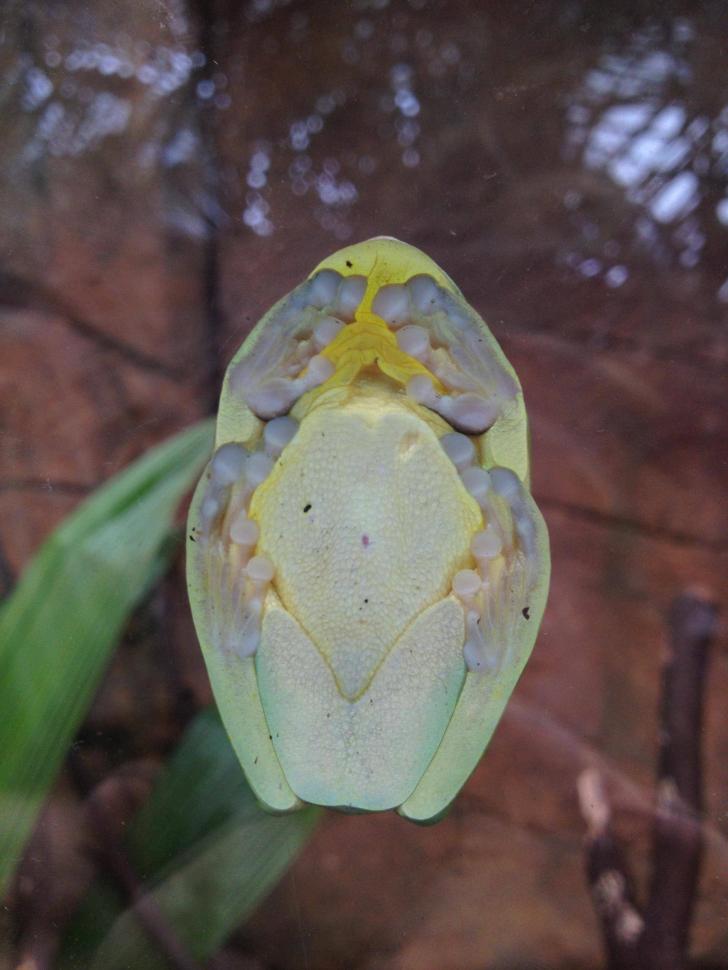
251,387,482,700
250,387,481,810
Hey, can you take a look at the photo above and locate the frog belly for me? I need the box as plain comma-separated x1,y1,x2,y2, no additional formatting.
250,391,481,700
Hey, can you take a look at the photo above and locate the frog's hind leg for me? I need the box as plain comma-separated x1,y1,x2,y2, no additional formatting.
397,457,550,823
444,459,543,674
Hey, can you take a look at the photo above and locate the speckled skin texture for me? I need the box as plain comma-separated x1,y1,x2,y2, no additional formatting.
251,386,481,700
249,384,480,809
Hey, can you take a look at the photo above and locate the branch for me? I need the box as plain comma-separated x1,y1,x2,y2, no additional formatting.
579,591,718,970
578,769,644,970
640,592,717,970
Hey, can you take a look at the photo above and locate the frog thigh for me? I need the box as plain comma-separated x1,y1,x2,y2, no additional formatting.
399,489,551,822
256,592,467,811
186,475,300,813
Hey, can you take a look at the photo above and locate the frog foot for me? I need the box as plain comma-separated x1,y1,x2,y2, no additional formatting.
193,418,301,659
444,446,540,674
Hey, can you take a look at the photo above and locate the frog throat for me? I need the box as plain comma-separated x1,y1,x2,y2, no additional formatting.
306,308,445,407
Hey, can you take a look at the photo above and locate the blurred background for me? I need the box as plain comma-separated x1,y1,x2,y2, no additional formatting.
0,0,727,968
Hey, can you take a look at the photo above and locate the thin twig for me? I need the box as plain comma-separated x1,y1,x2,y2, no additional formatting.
577,769,644,970
640,592,717,970
578,591,718,970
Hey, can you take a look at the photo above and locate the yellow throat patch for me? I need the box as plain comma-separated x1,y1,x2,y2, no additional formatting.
309,308,445,404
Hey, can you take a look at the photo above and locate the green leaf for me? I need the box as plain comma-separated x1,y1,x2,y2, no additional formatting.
60,709,319,970
0,421,214,895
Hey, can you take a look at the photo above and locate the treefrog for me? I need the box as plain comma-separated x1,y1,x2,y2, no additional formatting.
187,237,550,822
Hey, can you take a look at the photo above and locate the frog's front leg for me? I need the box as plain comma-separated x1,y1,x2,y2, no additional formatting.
228,272,366,419
399,462,549,823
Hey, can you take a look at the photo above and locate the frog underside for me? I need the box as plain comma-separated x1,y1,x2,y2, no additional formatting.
188,263,545,814
253,382,478,810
